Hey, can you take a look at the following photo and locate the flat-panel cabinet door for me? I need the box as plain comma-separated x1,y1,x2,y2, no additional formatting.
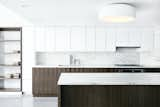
140,28,154,52
45,27,55,52
86,26,95,51
116,28,129,47
35,27,55,52
55,27,70,51
154,31,160,50
106,28,116,51
70,26,85,51
95,27,106,51
128,29,141,47
35,27,46,52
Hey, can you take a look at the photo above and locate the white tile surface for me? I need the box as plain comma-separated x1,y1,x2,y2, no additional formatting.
0,96,57,107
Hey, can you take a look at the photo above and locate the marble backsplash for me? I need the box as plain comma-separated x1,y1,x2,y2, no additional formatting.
35,51,141,66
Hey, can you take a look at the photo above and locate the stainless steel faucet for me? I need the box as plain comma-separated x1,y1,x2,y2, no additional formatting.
69,55,74,65
69,55,80,66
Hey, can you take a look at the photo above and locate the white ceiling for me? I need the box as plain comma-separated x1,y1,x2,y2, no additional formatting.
0,0,159,26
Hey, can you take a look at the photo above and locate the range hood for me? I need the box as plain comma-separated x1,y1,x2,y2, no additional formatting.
114,47,140,65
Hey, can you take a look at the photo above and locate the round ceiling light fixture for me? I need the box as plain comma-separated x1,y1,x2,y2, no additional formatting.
98,3,136,23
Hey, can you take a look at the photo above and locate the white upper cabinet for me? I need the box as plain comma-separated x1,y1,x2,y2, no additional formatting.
128,29,141,47
35,27,55,52
70,26,85,51
35,27,46,52
95,27,106,51
34,26,155,52
116,28,142,47
45,27,55,52
116,28,129,47
155,31,160,50
85,26,95,51
140,28,154,52
55,26,70,51
106,28,116,51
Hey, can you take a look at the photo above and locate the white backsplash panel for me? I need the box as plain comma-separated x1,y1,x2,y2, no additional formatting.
35,50,141,66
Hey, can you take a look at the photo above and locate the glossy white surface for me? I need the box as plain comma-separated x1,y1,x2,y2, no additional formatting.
0,96,57,107
33,65,160,68
58,73,160,85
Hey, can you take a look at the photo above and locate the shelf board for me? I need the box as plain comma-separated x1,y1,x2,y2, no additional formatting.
0,88,21,92
0,40,20,42
0,77,20,80
0,65,21,68
0,64,21,67
0,52,21,55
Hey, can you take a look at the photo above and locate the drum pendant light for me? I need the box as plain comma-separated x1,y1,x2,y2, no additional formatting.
98,3,136,23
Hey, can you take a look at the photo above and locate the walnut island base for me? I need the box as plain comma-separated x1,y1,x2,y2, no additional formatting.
58,73,160,107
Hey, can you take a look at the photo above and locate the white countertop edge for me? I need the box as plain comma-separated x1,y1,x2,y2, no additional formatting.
33,65,160,68
58,73,160,85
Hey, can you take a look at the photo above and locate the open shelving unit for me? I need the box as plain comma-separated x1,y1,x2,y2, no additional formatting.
0,27,22,94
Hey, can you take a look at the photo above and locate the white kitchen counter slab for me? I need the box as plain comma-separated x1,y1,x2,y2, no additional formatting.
33,65,160,68
58,73,160,85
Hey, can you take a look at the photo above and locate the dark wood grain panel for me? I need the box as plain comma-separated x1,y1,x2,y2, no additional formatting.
32,68,57,97
59,85,160,107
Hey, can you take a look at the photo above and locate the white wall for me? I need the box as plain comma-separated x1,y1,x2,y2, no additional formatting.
22,27,34,95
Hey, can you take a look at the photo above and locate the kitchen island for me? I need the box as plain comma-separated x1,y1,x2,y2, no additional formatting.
58,73,160,107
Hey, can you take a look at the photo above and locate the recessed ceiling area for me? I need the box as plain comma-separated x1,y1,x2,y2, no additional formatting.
0,0,159,26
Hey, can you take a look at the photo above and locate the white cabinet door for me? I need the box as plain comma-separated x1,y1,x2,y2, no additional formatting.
140,28,154,51
86,26,95,51
35,27,56,52
155,31,160,49
35,27,46,52
116,28,129,46
70,26,85,51
45,27,55,52
95,27,106,51
55,26,70,51
128,29,141,47
106,28,116,51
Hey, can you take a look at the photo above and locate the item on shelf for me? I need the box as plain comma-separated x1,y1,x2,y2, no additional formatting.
8,73,21,79
10,74,14,78
0,75,4,78
0,63,21,66
12,50,21,54
12,61,21,66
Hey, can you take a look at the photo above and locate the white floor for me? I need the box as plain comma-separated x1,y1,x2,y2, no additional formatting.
0,96,58,107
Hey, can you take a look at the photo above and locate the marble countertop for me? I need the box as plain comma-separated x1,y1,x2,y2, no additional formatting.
58,73,160,85
33,65,160,68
